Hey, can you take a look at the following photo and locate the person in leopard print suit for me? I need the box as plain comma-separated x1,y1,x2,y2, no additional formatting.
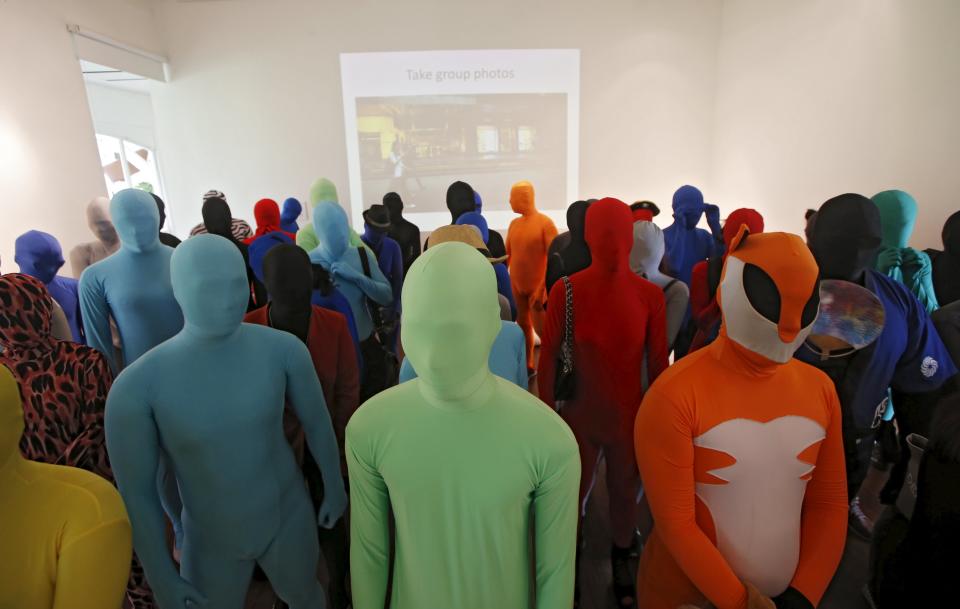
0,273,155,608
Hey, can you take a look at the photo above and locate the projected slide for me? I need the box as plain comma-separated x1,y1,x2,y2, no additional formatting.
340,50,579,230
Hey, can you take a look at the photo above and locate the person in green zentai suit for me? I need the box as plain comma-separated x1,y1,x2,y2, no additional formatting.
296,178,366,251
873,190,939,312
346,241,580,609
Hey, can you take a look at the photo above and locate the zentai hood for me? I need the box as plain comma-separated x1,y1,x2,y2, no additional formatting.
718,228,820,364
456,212,490,243
171,235,248,339
86,196,119,246
112,188,161,254
309,178,339,207
14,231,65,285
723,208,765,248
509,181,536,216
281,197,302,225
672,185,705,230
0,273,56,357
872,190,918,249
311,201,351,266
401,242,500,397
446,181,476,222
809,193,881,282
584,198,633,273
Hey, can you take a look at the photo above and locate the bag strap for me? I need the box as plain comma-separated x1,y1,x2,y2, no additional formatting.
664,278,679,293
560,276,574,370
359,246,372,278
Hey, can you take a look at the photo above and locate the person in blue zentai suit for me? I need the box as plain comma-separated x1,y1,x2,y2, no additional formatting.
457,211,516,320
105,235,347,609
14,230,85,343
79,189,183,373
662,185,722,286
360,204,403,352
281,197,302,234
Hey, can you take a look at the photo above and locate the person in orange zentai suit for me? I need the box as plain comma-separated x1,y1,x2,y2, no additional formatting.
635,227,848,609
506,181,558,369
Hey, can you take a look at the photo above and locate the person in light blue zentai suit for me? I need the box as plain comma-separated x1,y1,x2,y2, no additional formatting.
79,189,184,373
105,235,347,609
308,201,393,343
14,230,85,343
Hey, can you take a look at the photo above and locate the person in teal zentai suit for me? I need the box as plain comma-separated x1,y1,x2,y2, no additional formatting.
873,189,939,313
78,189,184,373
105,235,347,609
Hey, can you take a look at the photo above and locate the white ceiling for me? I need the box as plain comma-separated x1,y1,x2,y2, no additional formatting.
80,59,151,93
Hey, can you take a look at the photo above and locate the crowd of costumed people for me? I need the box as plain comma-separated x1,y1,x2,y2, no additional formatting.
2,177,958,609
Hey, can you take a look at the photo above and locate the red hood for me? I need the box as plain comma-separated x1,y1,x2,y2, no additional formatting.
254,198,281,230
585,198,634,272
723,208,765,248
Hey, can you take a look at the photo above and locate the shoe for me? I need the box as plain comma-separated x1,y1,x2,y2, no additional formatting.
611,545,636,607
849,497,875,540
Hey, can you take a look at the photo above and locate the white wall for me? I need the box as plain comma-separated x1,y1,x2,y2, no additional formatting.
711,0,960,248
150,0,724,236
85,82,156,149
0,0,163,275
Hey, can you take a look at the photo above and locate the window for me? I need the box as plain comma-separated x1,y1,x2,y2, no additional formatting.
95,134,163,198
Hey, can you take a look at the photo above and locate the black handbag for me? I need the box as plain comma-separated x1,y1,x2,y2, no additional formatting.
554,275,576,405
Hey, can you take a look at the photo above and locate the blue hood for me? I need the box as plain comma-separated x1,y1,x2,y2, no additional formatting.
14,230,65,285
249,231,294,284
456,212,490,243
281,197,302,227
672,184,705,229
310,201,351,266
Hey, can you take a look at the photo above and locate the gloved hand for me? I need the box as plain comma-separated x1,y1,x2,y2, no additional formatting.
704,203,722,238
902,248,930,280
745,581,776,609
330,260,362,283
156,575,208,609
876,247,903,272
317,483,349,529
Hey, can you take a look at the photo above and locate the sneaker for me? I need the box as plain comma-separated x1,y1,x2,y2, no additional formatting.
849,497,875,540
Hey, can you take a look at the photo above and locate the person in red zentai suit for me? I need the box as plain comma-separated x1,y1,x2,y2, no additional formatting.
635,227,848,609
506,181,558,370
688,208,765,353
539,197,669,608
244,198,297,244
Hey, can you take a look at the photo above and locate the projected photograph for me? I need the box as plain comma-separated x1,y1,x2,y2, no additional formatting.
355,93,567,213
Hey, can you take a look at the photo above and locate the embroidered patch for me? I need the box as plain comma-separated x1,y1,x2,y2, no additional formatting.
921,356,939,379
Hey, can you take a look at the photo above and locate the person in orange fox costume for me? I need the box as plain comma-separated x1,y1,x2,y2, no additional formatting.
506,181,558,369
635,227,848,609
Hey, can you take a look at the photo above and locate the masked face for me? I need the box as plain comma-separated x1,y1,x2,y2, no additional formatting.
312,201,351,262
630,221,665,277
719,230,821,363
509,181,535,216
585,198,633,272
262,244,312,309
872,190,918,249
672,185,705,230
809,194,881,282
401,242,500,394
87,196,119,245
171,235,248,338
0,365,24,469
309,178,339,207
281,198,302,224
111,189,161,253
202,197,233,238
14,231,65,285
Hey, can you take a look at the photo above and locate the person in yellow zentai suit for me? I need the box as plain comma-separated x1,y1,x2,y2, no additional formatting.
0,364,132,609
